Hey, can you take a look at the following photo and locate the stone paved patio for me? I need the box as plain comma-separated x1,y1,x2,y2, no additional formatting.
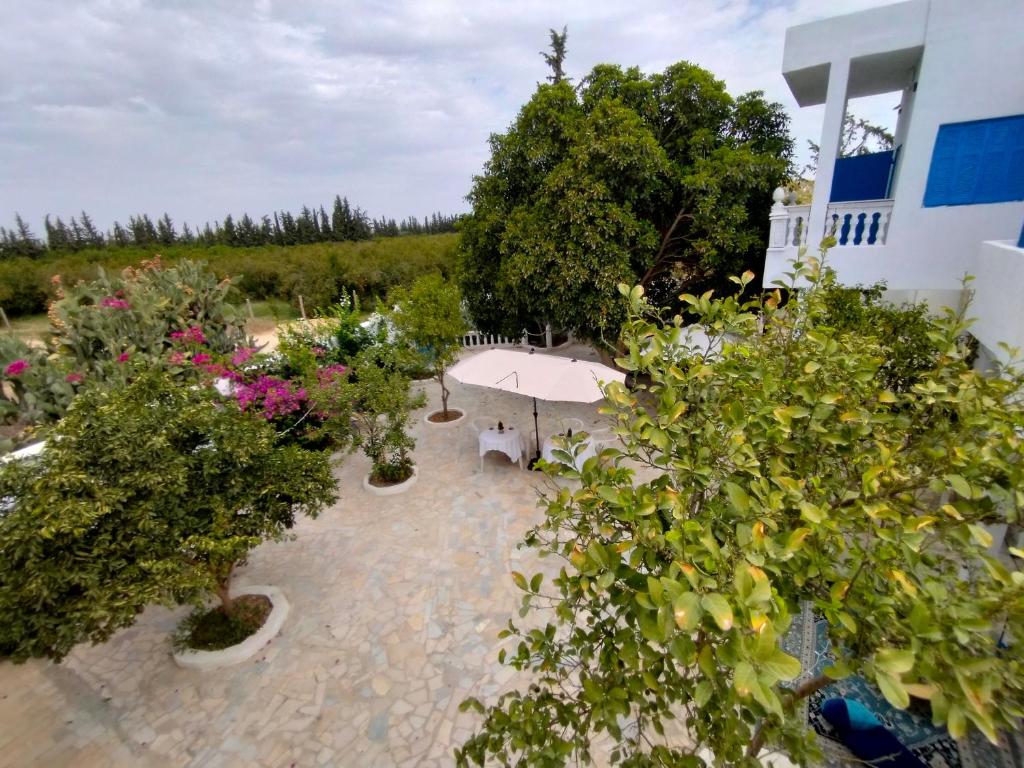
0,345,609,767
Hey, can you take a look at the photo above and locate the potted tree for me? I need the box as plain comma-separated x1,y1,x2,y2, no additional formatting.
390,273,467,427
352,346,426,495
0,369,337,666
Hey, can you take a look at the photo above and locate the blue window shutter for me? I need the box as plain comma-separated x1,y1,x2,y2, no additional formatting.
924,114,1024,207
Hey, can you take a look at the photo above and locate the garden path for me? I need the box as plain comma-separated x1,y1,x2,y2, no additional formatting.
0,344,611,768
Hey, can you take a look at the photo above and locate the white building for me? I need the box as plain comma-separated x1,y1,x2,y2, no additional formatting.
764,0,1024,366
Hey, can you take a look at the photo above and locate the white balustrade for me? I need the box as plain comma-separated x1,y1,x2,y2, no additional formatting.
461,330,525,349
823,199,893,246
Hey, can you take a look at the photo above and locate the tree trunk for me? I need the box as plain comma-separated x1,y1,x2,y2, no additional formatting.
439,373,450,417
746,673,833,759
213,563,236,617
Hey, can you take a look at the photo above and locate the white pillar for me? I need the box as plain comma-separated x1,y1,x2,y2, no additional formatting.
767,187,790,249
807,58,850,249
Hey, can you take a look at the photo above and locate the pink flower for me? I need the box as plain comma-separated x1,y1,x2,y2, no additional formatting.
65,372,84,384
312,346,326,357
169,326,207,346
100,297,131,310
231,347,256,367
191,353,212,365
117,352,130,363
4,359,29,377
168,351,186,365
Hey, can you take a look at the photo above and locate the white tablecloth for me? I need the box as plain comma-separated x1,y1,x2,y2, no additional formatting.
478,428,524,465
542,434,597,467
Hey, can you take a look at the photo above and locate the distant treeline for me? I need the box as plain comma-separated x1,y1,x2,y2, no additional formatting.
0,195,464,259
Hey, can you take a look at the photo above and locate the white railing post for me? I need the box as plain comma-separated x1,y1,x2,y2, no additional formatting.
544,323,553,349
767,187,790,251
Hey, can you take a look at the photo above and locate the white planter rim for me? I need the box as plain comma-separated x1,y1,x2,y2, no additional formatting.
423,408,466,428
362,463,419,496
172,585,288,671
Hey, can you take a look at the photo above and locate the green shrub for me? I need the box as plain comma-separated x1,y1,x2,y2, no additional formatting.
817,270,942,393
351,345,425,482
0,369,337,662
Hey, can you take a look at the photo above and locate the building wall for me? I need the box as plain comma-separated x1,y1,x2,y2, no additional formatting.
882,0,1024,290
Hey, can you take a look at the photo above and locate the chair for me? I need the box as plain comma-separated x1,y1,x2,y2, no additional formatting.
470,416,495,435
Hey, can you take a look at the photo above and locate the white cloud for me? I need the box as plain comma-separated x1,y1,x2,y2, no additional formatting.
0,0,897,233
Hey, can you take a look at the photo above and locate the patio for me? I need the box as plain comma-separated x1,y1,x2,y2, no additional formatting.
0,344,609,767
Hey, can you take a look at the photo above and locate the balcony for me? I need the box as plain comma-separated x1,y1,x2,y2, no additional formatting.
769,196,894,249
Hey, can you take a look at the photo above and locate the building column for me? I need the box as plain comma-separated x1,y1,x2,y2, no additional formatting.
807,57,851,249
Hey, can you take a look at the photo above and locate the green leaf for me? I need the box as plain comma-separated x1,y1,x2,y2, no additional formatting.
724,481,750,513
700,593,733,631
734,661,757,697
511,571,528,591
762,649,801,681
875,670,910,709
875,648,915,675
673,592,702,631
945,474,972,499
968,524,993,548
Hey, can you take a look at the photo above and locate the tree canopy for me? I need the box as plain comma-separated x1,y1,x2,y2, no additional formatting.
456,249,1024,766
459,61,794,348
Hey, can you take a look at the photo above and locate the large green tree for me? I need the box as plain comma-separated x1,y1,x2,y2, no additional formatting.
460,61,793,348
456,249,1024,766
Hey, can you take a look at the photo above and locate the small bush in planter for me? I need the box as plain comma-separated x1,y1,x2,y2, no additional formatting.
351,346,425,486
0,368,337,662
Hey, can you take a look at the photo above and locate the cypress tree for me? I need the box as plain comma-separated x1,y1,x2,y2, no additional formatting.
156,213,176,245
79,211,104,248
222,214,237,246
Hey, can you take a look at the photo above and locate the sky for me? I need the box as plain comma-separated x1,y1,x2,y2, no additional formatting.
0,0,900,235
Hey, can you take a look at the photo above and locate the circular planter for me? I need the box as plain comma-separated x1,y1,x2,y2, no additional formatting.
423,409,466,428
172,585,289,671
362,464,419,496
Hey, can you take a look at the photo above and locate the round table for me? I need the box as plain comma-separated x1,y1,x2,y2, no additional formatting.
541,434,597,468
478,427,525,470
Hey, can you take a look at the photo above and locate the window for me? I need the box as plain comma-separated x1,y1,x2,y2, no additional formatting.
923,114,1024,207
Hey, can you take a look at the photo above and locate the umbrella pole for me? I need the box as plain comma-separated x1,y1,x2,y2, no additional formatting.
529,396,542,470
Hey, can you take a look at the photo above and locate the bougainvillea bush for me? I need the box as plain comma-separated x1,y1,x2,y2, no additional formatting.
0,368,337,662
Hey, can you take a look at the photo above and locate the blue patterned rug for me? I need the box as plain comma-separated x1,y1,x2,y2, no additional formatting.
781,604,1024,768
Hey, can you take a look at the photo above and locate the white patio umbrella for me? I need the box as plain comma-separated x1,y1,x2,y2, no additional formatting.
448,349,626,467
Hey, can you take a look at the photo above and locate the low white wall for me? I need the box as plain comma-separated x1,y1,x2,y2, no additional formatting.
970,240,1024,366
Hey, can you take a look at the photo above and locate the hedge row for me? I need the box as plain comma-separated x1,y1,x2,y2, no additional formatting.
0,234,460,318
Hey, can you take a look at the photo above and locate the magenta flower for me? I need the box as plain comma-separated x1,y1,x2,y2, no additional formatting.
316,364,348,383
231,347,256,367
100,296,131,310
168,351,186,365
117,352,130,363
191,353,212,365
235,375,307,420
4,359,29,377
169,326,207,346
65,372,84,384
